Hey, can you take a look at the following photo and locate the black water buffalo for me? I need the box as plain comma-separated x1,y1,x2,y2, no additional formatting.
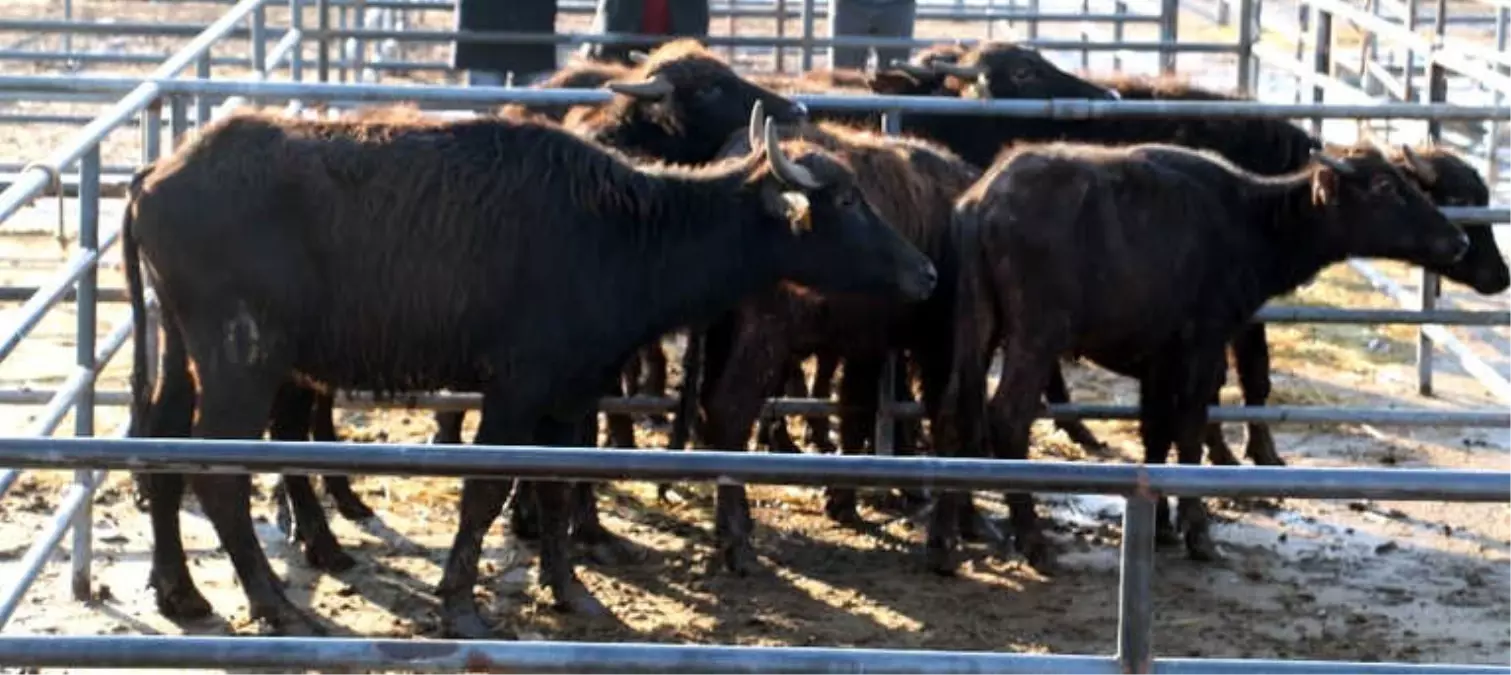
260,40,817,568
123,107,935,637
1189,142,1511,468
934,141,1469,573
946,52,1506,469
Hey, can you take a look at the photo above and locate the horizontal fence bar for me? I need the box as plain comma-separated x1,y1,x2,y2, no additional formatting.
0,636,1106,674
1250,305,1510,325
0,388,1502,426
0,0,269,226
0,636,1503,674
1,76,1506,120
2,438,1507,501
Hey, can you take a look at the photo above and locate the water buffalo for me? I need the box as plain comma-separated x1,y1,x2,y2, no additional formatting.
124,106,936,637
935,141,1469,572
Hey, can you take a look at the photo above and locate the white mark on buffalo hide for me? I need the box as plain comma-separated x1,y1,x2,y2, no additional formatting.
222,302,264,366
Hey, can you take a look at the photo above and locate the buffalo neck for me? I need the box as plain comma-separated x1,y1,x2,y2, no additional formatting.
610,161,782,347
1244,173,1349,300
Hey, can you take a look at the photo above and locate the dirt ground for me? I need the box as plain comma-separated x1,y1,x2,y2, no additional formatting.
0,0,1507,672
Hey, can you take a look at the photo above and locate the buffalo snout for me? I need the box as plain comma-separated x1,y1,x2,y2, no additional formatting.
1435,230,1472,265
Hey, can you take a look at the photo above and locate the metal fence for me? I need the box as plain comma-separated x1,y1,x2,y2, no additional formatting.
0,0,1506,671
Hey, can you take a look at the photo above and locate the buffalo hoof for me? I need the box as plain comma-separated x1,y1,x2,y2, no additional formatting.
823,490,863,527
251,602,326,637
1016,529,1057,573
578,528,648,566
331,493,377,522
924,544,958,577
441,604,497,640
1154,521,1181,548
1058,420,1109,455
303,539,357,574
555,584,611,618
1185,531,1222,562
1206,440,1243,467
152,579,214,621
960,512,1008,549
718,541,758,577
1246,428,1284,466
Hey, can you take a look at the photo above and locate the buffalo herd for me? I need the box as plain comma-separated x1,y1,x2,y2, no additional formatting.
121,38,1508,637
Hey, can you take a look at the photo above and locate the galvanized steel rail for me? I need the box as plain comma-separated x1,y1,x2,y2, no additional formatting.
0,0,1507,672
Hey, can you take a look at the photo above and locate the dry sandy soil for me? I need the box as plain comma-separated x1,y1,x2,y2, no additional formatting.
0,1,1507,672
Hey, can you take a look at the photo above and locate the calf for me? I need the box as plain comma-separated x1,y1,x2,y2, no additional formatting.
124,107,935,638
935,141,1468,572
678,105,983,573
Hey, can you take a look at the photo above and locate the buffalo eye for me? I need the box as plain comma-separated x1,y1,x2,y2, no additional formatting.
693,84,723,104
1011,66,1034,82
836,190,859,209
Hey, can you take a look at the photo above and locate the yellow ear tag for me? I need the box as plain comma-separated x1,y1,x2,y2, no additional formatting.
782,191,813,234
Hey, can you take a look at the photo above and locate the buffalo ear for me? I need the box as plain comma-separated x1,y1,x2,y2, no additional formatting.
762,185,814,235
1311,166,1340,206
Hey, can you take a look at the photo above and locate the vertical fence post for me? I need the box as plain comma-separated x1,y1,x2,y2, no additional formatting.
1028,0,1042,41
195,53,212,128
336,0,350,82
873,109,905,459
1309,5,1332,135
140,101,162,394
318,0,331,83
801,0,816,72
69,145,100,603
776,0,788,73
1293,3,1309,104
1416,0,1449,398
290,0,305,83
1113,0,1127,72
1158,0,1179,74
251,1,268,80
1237,0,1256,94
169,95,188,155
1116,493,1157,674
1490,6,1508,189
351,0,368,83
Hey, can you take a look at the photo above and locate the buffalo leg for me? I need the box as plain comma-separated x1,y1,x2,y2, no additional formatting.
269,385,354,573
140,305,212,621
188,348,323,635
988,336,1060,571
310,392,377,521
433,411,466,445
807,352,839,453
825,356,882,526
1139,376,1183,547
1233,324,1282,466
1044,365,1106,453
757,361,807,454
436,476,515,638
1201,356,1244,467
641,343,670,427
529,416,609,617
1148,346,1226,561
703,334,793,575
605,361,638,450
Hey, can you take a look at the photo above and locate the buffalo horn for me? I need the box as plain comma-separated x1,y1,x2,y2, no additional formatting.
607,74,674,99
628,50,651,65
932,61,988,78
1312,152,1355,175
887,59,935,78
1400,144,1439,185
763,118,823,190
748,100,765,151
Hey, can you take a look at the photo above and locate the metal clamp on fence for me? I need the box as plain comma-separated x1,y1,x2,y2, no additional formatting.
17,161,65,249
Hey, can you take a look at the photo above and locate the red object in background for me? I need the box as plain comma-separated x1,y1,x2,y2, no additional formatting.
642,0,672,34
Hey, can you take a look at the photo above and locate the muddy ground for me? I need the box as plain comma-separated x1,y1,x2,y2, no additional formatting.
0,0,1507,671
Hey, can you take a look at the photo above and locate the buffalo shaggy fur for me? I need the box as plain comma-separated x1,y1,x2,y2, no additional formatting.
935,141,1469,574
124,108,936,638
